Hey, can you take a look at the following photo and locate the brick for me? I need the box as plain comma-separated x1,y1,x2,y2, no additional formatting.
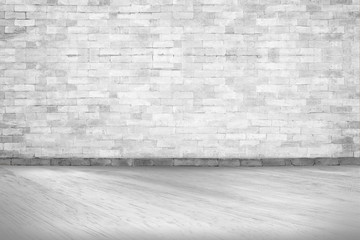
47,0,58,5
262,158,286,166
6,0,25,4
194,159,218,167
339,157,360,165
0,159,11,165
70,159,90,166
314,158,340,166
133,159,153,166
332,137,353,144
51,159,71,166
152,158,173,166
218,159,240,167
330,0,352,4
14,20,35,26
12,158,31,166
241,159,263,167
90,158,112,166
111,158,133,167
174,159,195,166
291,158,315,166
30,158,51,166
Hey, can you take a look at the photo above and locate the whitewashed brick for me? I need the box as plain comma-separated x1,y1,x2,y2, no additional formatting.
0,0,358,159
14,19,35,26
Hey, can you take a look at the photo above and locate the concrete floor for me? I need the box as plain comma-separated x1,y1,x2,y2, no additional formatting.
0,166,359,240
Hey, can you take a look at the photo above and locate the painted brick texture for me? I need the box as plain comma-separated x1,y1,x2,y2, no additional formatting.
0,0,359,159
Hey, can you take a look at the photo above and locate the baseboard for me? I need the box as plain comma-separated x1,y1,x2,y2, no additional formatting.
0,157,359,167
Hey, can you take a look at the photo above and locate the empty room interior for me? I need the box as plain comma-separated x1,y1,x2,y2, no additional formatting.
0,0,359,240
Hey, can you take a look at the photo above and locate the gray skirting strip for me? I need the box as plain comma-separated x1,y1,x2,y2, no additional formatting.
0,157,359,167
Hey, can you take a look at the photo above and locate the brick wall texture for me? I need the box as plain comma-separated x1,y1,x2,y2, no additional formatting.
0,0,359,159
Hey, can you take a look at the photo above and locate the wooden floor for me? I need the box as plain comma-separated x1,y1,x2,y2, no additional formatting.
0,166,359,240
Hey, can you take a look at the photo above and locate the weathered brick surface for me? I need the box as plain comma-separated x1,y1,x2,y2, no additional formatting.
314,158,339,166
51,158,71,166
218,159,240,167
30,158,50,166
133,158,153,166
291,158,315,166
194,158,218,167
90,158,112,166
241,159,263,167
152,158,174,166
262,158,287,166
111,158,133,167
0,0,359,159
12,158,30,166
0,158,11,165
339,157,360,165
70,158,91,166
174,159,195,166
0,157,359,166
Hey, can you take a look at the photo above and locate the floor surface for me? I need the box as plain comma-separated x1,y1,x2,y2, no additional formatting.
0,166,359,240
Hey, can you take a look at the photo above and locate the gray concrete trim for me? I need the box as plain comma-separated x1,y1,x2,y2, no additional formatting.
0,157,359,167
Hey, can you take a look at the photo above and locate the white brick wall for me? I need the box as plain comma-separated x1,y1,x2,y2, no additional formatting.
0,0,359,158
